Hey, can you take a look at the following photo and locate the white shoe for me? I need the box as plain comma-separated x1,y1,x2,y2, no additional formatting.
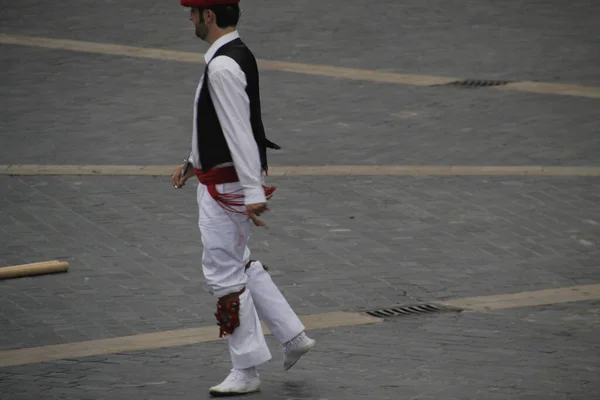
283,332,316,371
209,368,260,397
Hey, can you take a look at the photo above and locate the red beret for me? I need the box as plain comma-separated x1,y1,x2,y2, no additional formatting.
181,0,239,6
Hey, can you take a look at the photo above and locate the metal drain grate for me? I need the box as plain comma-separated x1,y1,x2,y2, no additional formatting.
441,79,511,88
366,304,461,318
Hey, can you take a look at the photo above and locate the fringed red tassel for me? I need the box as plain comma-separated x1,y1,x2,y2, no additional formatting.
208,185,276,214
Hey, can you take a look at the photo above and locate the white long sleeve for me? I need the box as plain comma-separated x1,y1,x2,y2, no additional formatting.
206,55,266,205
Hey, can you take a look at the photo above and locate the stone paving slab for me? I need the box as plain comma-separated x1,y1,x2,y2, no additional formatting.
1,175,598,351
1,301,598,400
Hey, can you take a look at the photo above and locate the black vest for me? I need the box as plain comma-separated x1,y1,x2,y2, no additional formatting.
196,38,279,173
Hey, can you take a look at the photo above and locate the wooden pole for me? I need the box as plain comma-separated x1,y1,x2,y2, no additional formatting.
0,261,70,280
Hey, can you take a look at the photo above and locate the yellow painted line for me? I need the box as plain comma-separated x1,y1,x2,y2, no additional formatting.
0,164,160,176
0,34,203,63
495,81,600,99
272,165,600,177
2,34,600,98
443,284,600,312
0,33,454,86
257,59,456,86
1,164,600,177
0,311,379,368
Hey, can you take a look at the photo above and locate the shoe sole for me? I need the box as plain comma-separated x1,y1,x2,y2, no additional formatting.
284,339,316,371
209,388,260,397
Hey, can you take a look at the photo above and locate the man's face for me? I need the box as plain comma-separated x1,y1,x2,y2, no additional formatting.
190,8,209,40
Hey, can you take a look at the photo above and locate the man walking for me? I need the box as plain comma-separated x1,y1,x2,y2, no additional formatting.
172,0,316,396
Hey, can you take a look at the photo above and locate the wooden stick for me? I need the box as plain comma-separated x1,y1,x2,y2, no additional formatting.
0,261,70,280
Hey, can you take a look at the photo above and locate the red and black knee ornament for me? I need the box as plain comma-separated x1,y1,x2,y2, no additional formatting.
215,288,244,338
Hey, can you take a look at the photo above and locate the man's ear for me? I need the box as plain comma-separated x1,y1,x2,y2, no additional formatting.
203,9,214,25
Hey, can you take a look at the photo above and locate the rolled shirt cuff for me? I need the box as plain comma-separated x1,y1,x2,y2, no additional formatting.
244,186,267,205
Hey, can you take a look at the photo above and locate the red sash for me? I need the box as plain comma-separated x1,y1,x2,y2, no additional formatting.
195,166,275,214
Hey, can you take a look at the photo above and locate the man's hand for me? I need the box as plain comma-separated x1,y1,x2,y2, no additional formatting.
246,203,269,227
172,165,195,189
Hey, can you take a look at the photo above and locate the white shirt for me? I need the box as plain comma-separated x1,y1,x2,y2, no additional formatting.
190,31,266,205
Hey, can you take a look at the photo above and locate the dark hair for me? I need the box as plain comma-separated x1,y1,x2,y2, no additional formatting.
200,4,240,28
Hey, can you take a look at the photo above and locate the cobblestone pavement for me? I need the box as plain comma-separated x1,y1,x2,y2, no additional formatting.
1,0,600,399
2,0,599,85
1,175,599,349
2,49,599,167
1,302,599,400
1,176,599,400
1,1,599,167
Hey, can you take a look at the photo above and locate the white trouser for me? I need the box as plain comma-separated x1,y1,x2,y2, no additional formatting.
197,181,305,369
244,258,305,344
197,182,271,369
